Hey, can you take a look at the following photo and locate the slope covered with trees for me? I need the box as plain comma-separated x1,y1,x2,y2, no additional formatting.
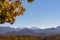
0,35,60,40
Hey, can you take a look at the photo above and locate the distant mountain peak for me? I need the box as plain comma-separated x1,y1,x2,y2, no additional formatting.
0,26,60,36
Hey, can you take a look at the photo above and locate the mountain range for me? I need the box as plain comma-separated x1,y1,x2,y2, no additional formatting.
0,26,60,37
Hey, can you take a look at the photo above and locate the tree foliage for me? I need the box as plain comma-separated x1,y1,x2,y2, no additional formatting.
0,0,34,24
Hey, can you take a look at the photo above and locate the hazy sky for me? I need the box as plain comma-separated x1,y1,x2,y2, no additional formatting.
0,0,60,29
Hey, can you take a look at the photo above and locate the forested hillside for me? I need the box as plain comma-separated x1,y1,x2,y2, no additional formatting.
0,35,60,40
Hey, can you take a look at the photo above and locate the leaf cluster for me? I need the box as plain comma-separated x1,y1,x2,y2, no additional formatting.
0,0,34,24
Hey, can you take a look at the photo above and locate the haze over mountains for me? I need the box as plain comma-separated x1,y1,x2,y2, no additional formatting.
0,26,60,37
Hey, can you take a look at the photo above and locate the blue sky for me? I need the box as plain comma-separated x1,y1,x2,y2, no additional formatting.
0,0,60,29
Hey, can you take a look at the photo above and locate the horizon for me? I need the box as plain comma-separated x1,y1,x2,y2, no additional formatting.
0,24,59,29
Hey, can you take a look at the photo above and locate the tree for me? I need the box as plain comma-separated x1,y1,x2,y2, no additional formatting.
0,0,34,24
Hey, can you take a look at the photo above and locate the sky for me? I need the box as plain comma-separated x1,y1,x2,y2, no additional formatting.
0,0,60,29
